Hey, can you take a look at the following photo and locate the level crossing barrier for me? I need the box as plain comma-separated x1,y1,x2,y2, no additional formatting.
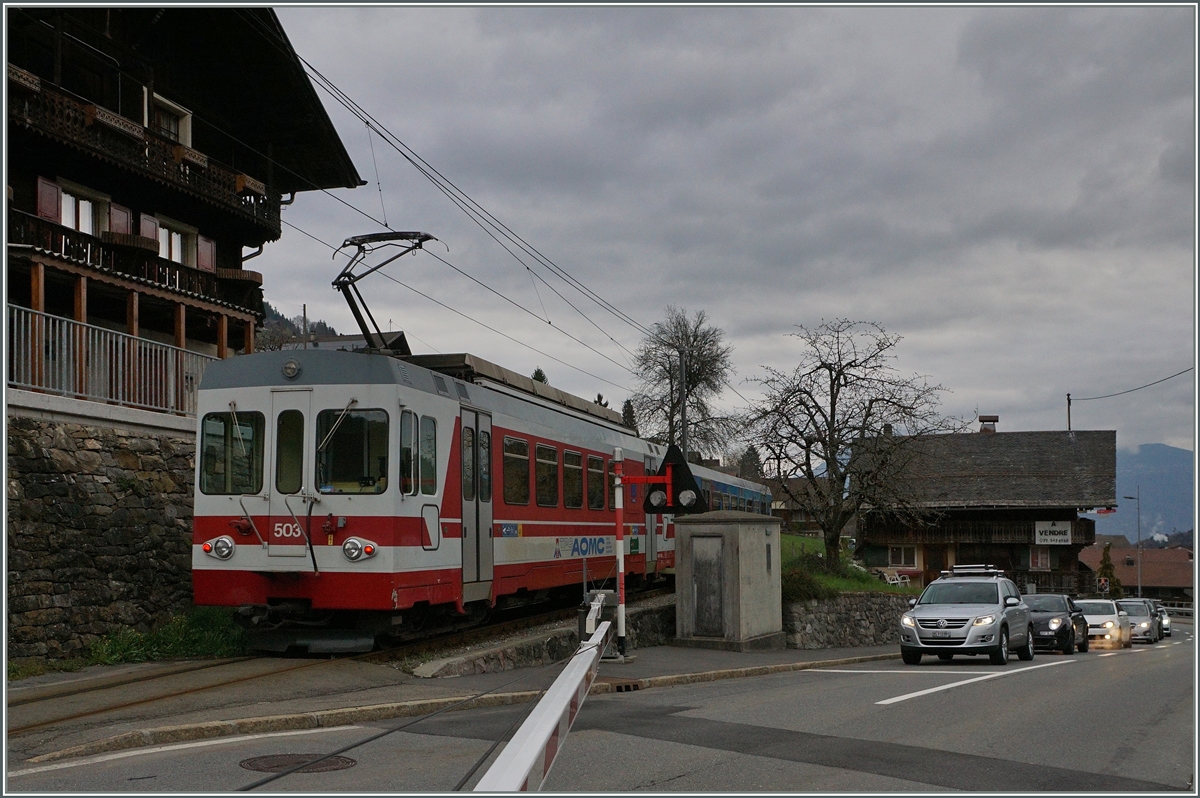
474,595,613,791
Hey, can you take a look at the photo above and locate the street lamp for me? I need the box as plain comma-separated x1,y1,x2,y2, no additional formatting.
1123,486,1141,598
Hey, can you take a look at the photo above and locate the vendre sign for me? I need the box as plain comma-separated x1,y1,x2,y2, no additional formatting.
1035,520,1072,545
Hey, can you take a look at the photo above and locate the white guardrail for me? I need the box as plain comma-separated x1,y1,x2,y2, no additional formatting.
474,598,612,792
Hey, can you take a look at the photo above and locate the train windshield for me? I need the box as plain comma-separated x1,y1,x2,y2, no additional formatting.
316,409,389,494
200,412,264,494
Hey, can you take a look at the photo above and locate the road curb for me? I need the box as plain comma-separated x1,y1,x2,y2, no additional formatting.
25,651,900,764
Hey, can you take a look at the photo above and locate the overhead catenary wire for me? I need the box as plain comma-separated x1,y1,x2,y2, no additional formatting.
1072,368,1194,401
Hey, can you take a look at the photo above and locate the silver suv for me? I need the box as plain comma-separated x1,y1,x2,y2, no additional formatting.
899,565,1034,665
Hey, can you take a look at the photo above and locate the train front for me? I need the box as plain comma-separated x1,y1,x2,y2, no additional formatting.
191,348,454,652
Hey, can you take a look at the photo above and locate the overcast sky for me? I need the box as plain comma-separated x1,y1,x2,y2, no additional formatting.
261,6,1195,455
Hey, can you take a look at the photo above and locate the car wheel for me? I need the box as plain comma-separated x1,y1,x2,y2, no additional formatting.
1078,633,1089,653
1062,628,1075,655
989,628,1009,665
1017,627,1035,661
901,648,922,665
937,653,953,661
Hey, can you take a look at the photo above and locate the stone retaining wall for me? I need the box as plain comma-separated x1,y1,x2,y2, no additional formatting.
785,592,911,649
6,414,196,663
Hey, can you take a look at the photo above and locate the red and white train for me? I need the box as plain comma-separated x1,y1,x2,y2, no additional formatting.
192,347,771,651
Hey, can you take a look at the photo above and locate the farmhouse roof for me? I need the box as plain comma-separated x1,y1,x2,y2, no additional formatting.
1078,545,1194,589
877,430,1116,510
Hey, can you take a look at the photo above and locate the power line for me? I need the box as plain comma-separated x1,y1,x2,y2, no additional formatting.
1074,368,1194,401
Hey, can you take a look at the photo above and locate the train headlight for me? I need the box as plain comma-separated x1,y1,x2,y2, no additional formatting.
202,536,235,560
342,538,378,561
282,359,301,379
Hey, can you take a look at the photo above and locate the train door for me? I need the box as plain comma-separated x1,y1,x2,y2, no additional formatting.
267,388,313,558
461,409,494,601
644,454,657,572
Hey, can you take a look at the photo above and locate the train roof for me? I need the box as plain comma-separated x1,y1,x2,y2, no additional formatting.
403,353,626,427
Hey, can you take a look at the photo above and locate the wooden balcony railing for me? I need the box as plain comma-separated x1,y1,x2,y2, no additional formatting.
9,79,281,237
9,208,258,315
8,305,216,417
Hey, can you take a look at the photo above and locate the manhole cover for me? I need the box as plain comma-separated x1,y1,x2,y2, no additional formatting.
239,754,357,774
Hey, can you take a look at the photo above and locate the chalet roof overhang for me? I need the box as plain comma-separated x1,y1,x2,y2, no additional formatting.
17,8,361,194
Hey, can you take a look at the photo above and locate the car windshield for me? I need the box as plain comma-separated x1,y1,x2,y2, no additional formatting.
1024,595,1067,612
1116,601,1148,616
919,582,999,605
1076,601,1116,615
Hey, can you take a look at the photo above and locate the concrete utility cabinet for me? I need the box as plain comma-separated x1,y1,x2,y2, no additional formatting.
674,510,784,651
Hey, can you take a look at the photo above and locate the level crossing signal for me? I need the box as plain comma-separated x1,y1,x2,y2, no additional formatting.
640,444,710,515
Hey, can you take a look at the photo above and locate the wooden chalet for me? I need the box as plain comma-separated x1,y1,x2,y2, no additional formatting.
856,418,1117,593
6,8,360,416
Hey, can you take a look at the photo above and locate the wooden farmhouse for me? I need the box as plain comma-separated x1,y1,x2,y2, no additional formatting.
7,8,360,416
856,418,1117,593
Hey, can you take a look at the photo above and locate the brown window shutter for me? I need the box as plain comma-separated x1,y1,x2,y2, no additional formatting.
110,203,132,235
197,235,216,272
37,177,61,222
140,213,159,240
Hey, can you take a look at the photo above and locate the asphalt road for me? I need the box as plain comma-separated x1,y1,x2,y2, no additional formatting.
8,626,1193,792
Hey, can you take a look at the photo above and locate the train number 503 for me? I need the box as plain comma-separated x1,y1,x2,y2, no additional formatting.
273,522,305,539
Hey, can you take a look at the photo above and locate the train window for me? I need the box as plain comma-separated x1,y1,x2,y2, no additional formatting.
587,455,605,510
419,416,437,495
400,410,417,495
478,431,491,502
536,445,558,507
316,409,389,494
503,437,529,505
462,427,476,502
275,410,304,495
200,412,264,495
563,451,583,509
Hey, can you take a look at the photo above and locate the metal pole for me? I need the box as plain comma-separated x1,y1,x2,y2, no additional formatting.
1137,486,1142,598
1066,393,1071,431
302,304,307,350
614,447,626,656
678,348,688,461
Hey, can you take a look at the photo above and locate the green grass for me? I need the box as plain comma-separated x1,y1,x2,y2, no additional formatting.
781,547,922,603
86,607,247,666
7,657,88,682
779,532,826,568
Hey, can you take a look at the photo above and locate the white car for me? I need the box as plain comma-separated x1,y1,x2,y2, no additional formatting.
1075,599,1132,649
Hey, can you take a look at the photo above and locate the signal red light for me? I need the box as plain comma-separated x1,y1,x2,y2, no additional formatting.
202,542,213,553
363,545,375,556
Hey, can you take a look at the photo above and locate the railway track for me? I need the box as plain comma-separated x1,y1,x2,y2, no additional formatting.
7,587,671,737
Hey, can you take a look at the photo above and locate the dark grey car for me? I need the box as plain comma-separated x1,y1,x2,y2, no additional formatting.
899,565,1034,665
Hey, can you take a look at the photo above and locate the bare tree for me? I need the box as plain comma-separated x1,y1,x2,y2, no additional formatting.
745,319,965,565
255,322,297,352
631,306,736,456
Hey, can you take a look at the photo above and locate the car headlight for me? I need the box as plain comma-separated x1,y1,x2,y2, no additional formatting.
901,614,915,627
973,614,996,626
1103,620,1115,628
1139,621,1150,628
1048,617,1063,630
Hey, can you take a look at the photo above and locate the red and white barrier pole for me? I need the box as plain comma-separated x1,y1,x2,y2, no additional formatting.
613,447,626,656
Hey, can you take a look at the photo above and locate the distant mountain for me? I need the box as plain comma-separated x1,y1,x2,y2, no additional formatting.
1095,444,1194,545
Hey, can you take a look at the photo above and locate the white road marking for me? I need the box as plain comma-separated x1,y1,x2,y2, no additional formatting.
811,669,991,675
876,659,1075,705
7,725,362,778
1099,653,1118,657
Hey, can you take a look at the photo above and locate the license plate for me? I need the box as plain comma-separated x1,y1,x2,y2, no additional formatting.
1038,631,1055,636
931,630,950,638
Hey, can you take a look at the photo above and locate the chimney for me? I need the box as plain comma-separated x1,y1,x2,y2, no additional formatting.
979,415,999,434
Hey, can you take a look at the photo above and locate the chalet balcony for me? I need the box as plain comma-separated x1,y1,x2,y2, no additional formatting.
9,208,262,317
8,71,281,238
8,305,216,417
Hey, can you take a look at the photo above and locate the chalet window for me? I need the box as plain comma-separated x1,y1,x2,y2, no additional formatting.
61,191,96,235
1030,546,1050,571
197,236,216,272
503,437,529,505
146,91,193,146
36,177,61,222
890,545,916,568
110,203,133,235
155,215,197,267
